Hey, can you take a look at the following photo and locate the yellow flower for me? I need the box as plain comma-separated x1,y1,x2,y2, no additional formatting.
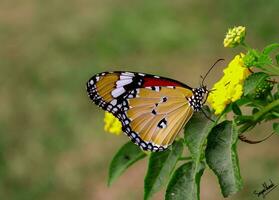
223,26,246,48
208,54,251,115
104,112,122,135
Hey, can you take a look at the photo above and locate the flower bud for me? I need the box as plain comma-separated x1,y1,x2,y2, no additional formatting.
224,26,246,48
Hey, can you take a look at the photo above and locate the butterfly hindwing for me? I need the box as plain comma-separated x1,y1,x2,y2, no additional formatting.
125,87,194,150
87,71,194,151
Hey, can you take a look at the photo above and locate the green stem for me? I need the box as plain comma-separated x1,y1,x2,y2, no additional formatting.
241,42,251,51
178,156,192,161
238,99,279,133
253,99,279,121
239,123,255,133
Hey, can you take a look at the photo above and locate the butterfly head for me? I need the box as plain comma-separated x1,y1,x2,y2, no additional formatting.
188,58,224,112
188,86,208,112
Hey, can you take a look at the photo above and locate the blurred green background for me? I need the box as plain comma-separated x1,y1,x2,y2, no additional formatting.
1,0,279,199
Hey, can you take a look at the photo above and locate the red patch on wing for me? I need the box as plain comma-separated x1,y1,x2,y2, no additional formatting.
143,77,182,87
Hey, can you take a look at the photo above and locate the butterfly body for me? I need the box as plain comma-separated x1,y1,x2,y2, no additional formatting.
87,71,208,152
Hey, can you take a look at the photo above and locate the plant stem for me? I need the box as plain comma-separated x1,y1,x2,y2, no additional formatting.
253,99,279,121
238,99,279,133
241,42,251,51
178,156,192,161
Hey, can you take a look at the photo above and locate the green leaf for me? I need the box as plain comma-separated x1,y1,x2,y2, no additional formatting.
108,141,146,186
244,72,269,95
222,97,250,114
263,43,279,55
184,106,215,160
205,121,243,197
144,140,183,200
165,161,205,200
273,123,279,135
235,115,253,125
257,54,273,67
232,103,242,115
174,107,214,200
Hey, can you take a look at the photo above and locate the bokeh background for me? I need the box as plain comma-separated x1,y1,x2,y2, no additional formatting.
1,0,279,199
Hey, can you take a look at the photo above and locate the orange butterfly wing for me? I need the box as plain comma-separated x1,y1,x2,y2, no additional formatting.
127,87,193,149
87,72,194,151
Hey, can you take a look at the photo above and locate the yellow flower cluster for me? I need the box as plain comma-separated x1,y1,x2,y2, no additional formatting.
104,111,122,135
208,54,251,115
223,26,246,48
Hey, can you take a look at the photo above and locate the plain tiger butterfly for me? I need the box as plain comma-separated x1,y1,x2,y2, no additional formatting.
86,61,222,152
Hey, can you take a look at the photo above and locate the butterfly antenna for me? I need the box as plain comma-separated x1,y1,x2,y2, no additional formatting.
209,88,217,93
202,58,224,86
201,109,214,122
199,75,204,86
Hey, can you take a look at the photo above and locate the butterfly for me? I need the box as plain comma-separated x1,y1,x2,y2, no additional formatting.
85,59,224,152
86,69,213,152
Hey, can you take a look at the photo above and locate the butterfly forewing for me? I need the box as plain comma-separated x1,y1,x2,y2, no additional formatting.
87,71,194,152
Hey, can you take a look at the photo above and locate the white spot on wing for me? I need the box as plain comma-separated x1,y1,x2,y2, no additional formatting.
110,99,117,106
107,105,112,111
119,75,132,80
121,72,135,77
161,122,167,128
116,79,133,87
141,143,146,148
112,87,126,97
